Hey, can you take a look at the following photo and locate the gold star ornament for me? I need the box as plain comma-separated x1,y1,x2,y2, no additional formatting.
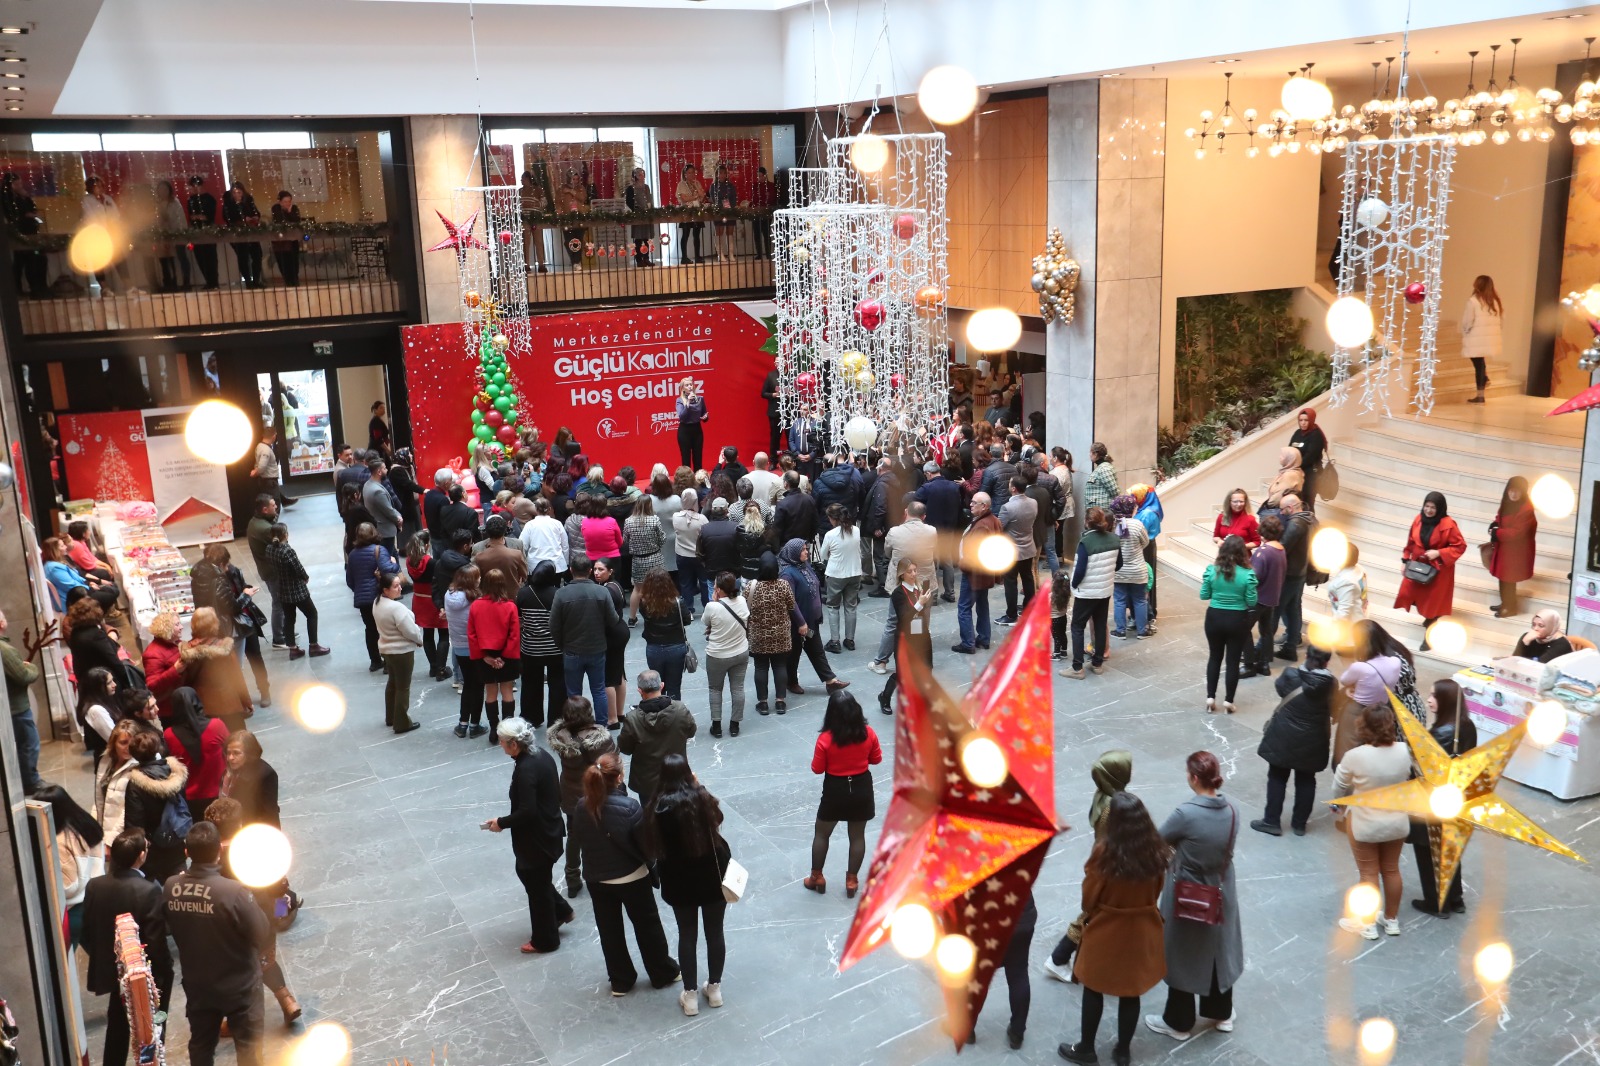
1329,691,1584,904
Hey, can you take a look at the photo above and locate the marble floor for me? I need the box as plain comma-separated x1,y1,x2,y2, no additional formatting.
39,493,1600,1066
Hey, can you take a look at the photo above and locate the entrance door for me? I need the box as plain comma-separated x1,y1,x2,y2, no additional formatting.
257,368,338,488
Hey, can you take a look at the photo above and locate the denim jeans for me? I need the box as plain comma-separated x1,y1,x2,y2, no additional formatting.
675,554,708,615
564,650,609,724
265,578,286,645
1041,538,1061,576
10,707,41,792
1279,574,1307,648
1113,582,1148,634
646,641,688,700
957,573,991,649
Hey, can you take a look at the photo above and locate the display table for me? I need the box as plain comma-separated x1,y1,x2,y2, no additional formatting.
93,502,194,647
1453,667,1600,800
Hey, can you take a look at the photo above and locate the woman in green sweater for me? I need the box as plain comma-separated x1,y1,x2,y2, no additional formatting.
1200,534,1258,715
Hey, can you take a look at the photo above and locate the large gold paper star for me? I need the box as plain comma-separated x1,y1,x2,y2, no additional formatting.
1330,691,1584,903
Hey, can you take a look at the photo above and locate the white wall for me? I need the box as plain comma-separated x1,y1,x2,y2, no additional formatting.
337,365,389,450
1159,77,1322,428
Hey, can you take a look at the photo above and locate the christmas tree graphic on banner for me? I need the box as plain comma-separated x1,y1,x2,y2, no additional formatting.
96,439,143,501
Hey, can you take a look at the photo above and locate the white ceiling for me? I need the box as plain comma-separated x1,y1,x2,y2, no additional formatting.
357,0,812,7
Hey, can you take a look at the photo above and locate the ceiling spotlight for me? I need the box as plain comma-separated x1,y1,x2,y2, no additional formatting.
1100,73,1124,78
4,105,19,112
0,58,24,64
1212,58,1242,64
2,86,22,92
1355,38,1394,45
0,28,27,36
1546,12,1589,18
1,73,21,79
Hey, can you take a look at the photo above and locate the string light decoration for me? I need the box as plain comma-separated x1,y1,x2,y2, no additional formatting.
770,132,950,454
1329,136,1454,416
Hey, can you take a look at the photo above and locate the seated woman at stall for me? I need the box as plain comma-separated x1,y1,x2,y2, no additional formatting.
1511,609,1574,664
41,537,119,613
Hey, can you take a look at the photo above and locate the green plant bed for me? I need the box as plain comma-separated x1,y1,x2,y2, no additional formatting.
1159,288,1331,479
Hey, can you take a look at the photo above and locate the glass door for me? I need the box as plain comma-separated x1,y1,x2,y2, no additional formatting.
257,368,337,485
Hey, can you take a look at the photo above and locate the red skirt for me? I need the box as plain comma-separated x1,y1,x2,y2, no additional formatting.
411,582,445,629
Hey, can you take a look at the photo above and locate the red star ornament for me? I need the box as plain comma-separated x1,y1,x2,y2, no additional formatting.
427,209,487,253
840,589,1058,1049
1549,381,1600,416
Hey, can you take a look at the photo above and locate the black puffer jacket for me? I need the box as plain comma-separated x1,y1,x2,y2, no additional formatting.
569,786,651,883
1256,665,1335,773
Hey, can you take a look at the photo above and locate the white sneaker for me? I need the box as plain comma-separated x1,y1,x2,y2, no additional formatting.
702,981,722,1007
1215,1014,1235,1033
868,661,889,675
1042,958,1074,984
1144,1014,1191,1041
1339,918,1379,940
679,989,699,1016
452,682,463,693
1383,918,1401,937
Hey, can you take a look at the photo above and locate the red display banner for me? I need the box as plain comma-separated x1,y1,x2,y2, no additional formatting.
656,139,761,203
402,302,774,482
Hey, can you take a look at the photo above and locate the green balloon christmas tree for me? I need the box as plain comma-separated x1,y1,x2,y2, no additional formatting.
466,317,526,461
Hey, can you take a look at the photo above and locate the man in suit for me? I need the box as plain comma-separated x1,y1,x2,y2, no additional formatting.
760,358,781,455
82,829,173,1066
186,175,220,289
362,459,403,553
788,404,826,481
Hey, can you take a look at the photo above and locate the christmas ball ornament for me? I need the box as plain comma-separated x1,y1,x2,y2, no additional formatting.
853,299,886,331
475,392,492,410
890,373,905,389
471,409,485,426
494,396,513,413
302,233,311,242
1404,282,1427,305
796,371,819,395
474,424,494,442
894,213,919,240
492,372,507,387
1031,227,1080,324
499,230,514,245
484,410,504,428
485,383,501,398
855,369,877,391
1355,196,1389,229
794,247,811,262
0,462,15,491
496,425,517,445
463,289,482,308
840,350,867,374
567,238,582,253
186,242,195,251
843,416,878,452
914,284,946,311
1029,273,1045,293
491,333,509,351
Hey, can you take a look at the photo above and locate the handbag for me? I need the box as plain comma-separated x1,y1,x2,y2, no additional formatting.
1402,558,1439,584
722,857,749,903
1318,457,1340,501
1173,802,1236,925
1478,542,1495,569
684,643,699,674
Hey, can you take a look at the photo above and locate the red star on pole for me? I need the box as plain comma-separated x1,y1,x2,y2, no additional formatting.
840,588,1059,1049
427,208,486,253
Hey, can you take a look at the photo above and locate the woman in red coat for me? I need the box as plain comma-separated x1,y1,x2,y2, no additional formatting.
468,567,522,741
406,533,452,680
1394,491,1467,649
141,611,189,722
1487,476,1536,618
1211,488,1260,548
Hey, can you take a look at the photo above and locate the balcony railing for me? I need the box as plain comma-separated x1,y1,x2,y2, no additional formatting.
10,225,405,337
519,208,774,309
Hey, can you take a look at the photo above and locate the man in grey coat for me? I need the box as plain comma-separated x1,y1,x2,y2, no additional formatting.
362,459,403,553
549,558,621,726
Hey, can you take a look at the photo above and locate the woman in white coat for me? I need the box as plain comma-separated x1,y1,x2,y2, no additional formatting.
1459,275,1503,405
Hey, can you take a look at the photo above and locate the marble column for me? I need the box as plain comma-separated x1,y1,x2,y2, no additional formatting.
406,116,485,324
1046,79,1166,488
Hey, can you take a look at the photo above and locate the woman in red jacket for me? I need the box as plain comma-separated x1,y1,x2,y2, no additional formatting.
1487,476,1536,617
1394,491,1467,650
162,686,230,822
141,611,189,721
469,567,522,743
804,690,883,898
1211,488,1260,548
406,533,452,680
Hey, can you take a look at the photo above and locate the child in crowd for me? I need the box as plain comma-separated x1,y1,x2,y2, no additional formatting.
1051,573,1072,661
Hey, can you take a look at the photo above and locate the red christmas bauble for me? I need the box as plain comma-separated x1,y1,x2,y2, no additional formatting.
496,424,517,444
890,373,905,389
185,242,195,251
853,299,885,331
796,371,819,394
475,393,493,412
484,409,505,428
1404,282,1426,305
894,213,918,240
499,230,514,245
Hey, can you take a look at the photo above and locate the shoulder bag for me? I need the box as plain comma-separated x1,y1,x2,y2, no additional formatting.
700,814,747,903
1318,456,1340,501
1402,558,1439,585
1173,801,1237,925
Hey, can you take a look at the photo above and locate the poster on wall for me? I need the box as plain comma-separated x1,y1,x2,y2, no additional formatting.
1573,573,1600,627
58,406,234,546
280,158,329,202
402,302,774,481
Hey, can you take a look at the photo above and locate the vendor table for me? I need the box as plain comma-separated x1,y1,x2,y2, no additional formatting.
92,502,194,647
1453,667,1600,800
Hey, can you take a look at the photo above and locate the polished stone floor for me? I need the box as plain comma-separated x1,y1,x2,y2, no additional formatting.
40,494,1600,1066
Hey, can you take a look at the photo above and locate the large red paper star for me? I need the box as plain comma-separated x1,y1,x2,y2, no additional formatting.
1549,381,1600,416
841,588,1058,1048
427,208,486,254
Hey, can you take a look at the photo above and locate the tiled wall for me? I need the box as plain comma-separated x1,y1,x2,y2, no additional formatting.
946,94,1049,315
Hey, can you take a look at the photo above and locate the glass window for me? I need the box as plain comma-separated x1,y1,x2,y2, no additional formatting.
174,132,244,151
244,131,312,150
101,132,176,151
543,127,597,144
31,133,100,151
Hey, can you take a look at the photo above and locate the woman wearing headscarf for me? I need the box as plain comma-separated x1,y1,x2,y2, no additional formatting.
1512,609,1574,663
1044,750,1133,982
1394,491,1466,649
1287,409,1327,506
779,539,849,695
1487,475,1536,618
1258,448,1303,524
162,687,230,822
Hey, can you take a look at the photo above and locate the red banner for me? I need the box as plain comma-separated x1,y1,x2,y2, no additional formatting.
402,302,774,483
58,410,154,503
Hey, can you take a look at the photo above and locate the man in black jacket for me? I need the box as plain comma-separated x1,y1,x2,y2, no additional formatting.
549,558,623,725
165,822,271,1066
761,361,781,455
915,461,965,601
83,829,173,1066
813,452,862,517
1275,492,1317,662
696,498,741,578
771,471,819,546
437,483,481,546
710,446,747,487
980,443,1017,512
488,718,575,953
423,467,454,546
432,528,474,612
862,460,898,597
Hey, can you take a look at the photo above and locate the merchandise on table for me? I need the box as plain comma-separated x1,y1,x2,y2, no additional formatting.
1455,665,1600,799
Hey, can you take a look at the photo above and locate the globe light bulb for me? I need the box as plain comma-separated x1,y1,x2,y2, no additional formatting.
1358,1017,1396,1058
1345,883,1381,922
1474,941,1514,985
1429,783,1464,820
1531,473,1576,519
850,133,889,175
958,736,1009,788
1282,73,1334,120
889,902,937,959
966,307,1022,352
1527,700,1568,747
1424,618,1468,658
1309,527,1349,573
229,824,293,887
184,400,254,465
917,65,979,125
975,533,1018,574
934,933,977,982
1326,297,1374,348
842,415,878,453
294,683,347,734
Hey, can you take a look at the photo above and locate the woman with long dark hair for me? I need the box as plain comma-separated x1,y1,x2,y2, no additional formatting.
222,181,263,287
1394,491,1466,649
446,564,486,738
1334,619,1423,765
1059,792,1172,1065
625,495,667,624
1409,678,1478,918
644,754,732,1017
804,690,882,897
703,572,750,737
1199,535,1258,715
747,553,797,716
406,532,451,680
76,665,120,771
818,502,862,652
568,752,678,995
638,569,691,702
162,686,229,823
1487,475,1536,617
593,558,630,725
36,784,103,945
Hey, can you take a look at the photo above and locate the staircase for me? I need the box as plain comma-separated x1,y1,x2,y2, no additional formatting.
1161,392,1583,668
1427,335,1522,404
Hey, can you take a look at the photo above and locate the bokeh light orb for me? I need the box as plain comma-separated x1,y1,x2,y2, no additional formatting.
1326,296,1375,348
918,65,979,125
966,307,1023,352
1424,618,1468,658
1474,941,1514,984
959,736,1009,788
68,223,117,274
1357,1017,1396,1058
1531,473,1576,519
1527,700,1568,747
934,933,977,982
975,533,1018,574
850,134,889,175
1429,783,1464,820
1310,527,1349,574
1345,883,1381,922
294,683,347,734
288,1022,352,1066
184,401,254,465
889,902,936,959
230,824,293,887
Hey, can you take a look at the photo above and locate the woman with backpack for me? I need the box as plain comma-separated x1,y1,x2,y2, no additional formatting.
119,729,190,882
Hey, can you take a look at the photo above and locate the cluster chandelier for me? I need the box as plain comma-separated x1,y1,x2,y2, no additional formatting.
1188,38,1598,158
